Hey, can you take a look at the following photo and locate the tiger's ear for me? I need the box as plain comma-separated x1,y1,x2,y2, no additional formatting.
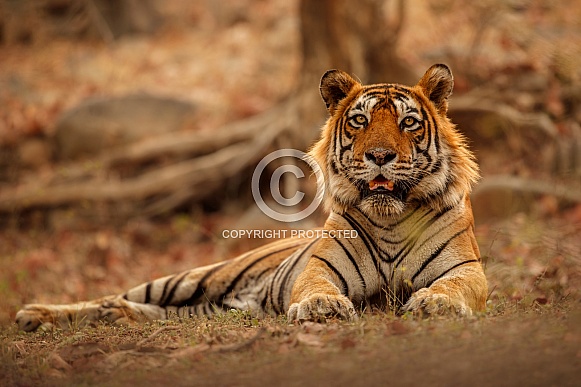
417,64,454,114
320,70,360,114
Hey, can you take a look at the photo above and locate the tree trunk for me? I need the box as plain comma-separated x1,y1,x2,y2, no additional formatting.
291,0,416,148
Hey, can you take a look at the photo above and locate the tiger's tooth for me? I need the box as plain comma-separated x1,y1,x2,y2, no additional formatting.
387,181,394,191
369,180,376,190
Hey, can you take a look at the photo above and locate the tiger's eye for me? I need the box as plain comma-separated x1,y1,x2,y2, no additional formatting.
350,114,368,127
355,115,367,124
404,117,416,126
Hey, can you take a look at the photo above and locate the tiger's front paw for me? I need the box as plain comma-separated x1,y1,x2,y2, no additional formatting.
402,288,472,317
288,294,357,323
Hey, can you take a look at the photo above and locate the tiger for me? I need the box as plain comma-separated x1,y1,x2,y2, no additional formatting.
15,64,487,331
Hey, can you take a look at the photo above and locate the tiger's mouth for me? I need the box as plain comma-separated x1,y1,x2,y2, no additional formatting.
359,175,409,202
369,175,394,192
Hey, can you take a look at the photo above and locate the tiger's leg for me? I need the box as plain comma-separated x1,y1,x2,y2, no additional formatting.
287,259,359,322
402,262,487,316
287,237,360,322
402,228,488,317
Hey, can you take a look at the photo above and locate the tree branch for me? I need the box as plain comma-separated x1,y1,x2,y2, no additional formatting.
473,175,581,203
0,101,295,214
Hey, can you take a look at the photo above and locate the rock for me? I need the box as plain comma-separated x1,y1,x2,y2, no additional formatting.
53,95,196,161
18,138,53,168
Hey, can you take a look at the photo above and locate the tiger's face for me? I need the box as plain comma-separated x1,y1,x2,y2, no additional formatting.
311,64,479,218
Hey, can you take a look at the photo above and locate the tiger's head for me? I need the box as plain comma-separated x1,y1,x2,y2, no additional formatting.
310,64,479,218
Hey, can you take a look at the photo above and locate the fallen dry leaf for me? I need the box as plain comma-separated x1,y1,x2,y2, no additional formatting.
340,337,357,349
387,321,409,336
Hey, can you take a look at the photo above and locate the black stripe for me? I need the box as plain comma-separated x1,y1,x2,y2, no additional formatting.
331,159,340,175
380,208,434,246
421,106,432,147
428,159,442,174
394,94,409,104
359,89,387,99
423,105,440,155
339,138,352,152
159,271,189,306
412,123,426,144
342,213,388,280
177,261,232,306
218,245,298,306
338,132,352,161
425,259,479,288
391,84,412,93
338,116,350,143
418,124,430,154
354,205,418,231
342,212,379,257
342,114,356,140
411,227,469,283
312,255,349,295
268,253,294,313
392,206,455,268
391,222,435,265
144,282,152,304
334,119,343,154
260,292,268,312
158,280,170,304
334,237,366,292
254,266,276,283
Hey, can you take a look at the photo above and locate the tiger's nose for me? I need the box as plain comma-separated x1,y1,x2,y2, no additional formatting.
365,148,396,166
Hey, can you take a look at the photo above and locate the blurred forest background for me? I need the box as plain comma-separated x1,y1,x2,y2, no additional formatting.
0,0,580,326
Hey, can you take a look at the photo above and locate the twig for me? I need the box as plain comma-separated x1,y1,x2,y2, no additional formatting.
170,327,266,359
137,326,180,347
213,327,266,353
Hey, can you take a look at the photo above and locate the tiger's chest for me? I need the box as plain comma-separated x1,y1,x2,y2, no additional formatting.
339,204,464,298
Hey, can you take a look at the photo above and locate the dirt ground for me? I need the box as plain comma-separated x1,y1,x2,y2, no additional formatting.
1,304,580,386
